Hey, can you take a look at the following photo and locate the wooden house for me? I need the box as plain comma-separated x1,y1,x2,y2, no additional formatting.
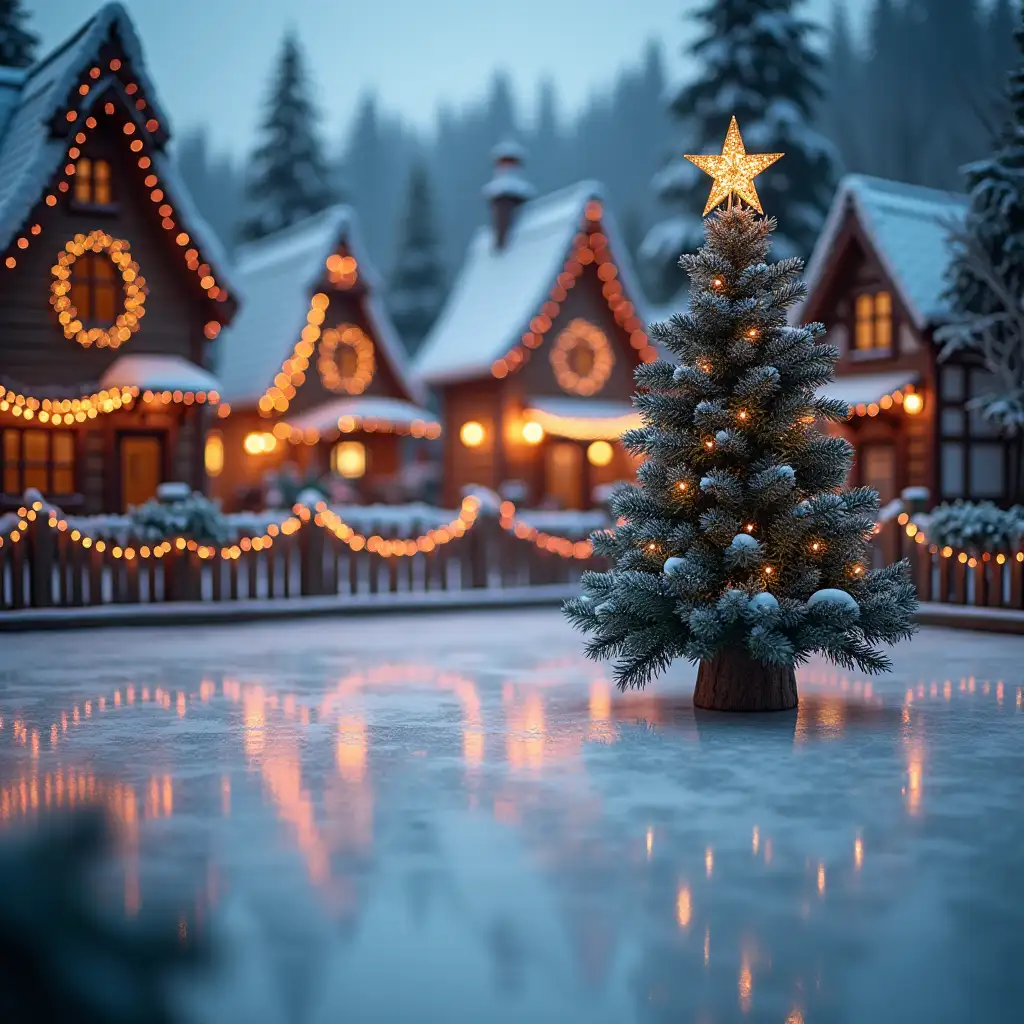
0,3,237,513
800,174,1011,506
214,206,439,510
413,144,658,509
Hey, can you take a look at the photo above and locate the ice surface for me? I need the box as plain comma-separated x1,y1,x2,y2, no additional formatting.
3,613,1024,1022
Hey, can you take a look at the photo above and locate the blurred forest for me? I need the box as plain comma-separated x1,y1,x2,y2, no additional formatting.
176,0,1017,310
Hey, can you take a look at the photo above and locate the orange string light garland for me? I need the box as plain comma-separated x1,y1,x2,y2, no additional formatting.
490,202,657,380
2,55,230,336
498,500,594,560
893,512,1024,569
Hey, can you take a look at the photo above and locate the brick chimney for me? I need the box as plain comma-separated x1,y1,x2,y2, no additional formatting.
482,140,535,250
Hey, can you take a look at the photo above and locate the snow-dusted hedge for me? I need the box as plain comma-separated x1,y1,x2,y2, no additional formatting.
128,491,233,545
921,500,1024,553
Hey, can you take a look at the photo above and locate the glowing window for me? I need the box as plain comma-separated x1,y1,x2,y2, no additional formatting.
0,428,76,495
332,441,366,479
854,291,892,353
70,252,119,327
73,157,113,206
205,430,224,477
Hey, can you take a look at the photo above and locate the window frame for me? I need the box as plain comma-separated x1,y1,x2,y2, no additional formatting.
70,250,120,328
850,289,895,360
938,363,1010,502
1,427,77,498
71,156,117,211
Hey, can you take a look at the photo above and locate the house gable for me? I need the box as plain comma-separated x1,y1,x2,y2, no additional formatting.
0,3,235,404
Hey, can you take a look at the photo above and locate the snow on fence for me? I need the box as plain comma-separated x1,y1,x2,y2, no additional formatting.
6,492,1019,616
0,494,607,612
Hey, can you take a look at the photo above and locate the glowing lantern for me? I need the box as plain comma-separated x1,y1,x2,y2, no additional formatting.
204,430,224,477
587,440,614,467
332,441,366,479
903,392,924,415
460,421,485,448
521,421,544,445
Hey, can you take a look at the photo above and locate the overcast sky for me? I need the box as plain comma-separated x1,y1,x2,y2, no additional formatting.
33,0,871,154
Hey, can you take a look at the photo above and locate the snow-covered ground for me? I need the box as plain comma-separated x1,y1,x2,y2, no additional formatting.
2,613,1023,1023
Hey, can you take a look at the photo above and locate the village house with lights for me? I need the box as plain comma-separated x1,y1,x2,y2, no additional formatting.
414,144,657,510
0,4,235,515
213,205,439,510
801,174,1012,506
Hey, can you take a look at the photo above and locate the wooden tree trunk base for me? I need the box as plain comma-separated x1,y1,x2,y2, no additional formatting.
694,649,798,712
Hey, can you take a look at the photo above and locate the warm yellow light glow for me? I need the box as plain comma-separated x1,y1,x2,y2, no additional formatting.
676,885,692,929
521,420,544,445
550,318,614,396
460,421,485,448
685,115,784,216
243,431,277,455
204,430,224,477
903,392,924,415
332,441,366,479
587,440,614,467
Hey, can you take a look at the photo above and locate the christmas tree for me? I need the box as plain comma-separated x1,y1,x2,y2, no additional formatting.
0,0,36,69
566,119,916,712
389,161,446,354
239,31,336,242
641,0,837,302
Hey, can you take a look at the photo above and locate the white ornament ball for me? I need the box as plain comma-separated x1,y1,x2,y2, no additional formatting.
749,592,779,613
807,588,860,617
664,556,685,575
715,430,730,443
730,533,759,550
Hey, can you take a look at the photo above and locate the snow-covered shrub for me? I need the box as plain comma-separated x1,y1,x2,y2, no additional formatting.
922,500,1024,553
128,490,233,545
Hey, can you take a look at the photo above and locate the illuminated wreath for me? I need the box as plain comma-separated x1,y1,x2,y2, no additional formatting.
318,324,375,394
49,231,147,349
550,318,613,396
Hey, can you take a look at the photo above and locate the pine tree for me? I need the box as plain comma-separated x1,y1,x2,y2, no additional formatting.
239,31,335,242
389,161,445,354
939,12,1024,499
822,0,860,173
565,207,916,711
642,0,838,303
0,0,36,68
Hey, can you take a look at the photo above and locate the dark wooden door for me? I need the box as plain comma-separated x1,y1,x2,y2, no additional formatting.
860,442,898,504
119,434,164,510
545,441,584,509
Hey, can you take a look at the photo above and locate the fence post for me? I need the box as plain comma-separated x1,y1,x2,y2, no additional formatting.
466,514,490,589
27,503,55,608
299,518,325,597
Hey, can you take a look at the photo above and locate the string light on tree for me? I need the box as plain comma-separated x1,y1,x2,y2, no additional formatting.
566,120,916,712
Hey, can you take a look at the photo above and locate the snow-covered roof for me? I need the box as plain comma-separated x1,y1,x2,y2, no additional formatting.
815,370,919,407
415,180,650,386
283,395,439,436
803,174,968,329
100,354,222,394
216,204,423,408
0,3,237,302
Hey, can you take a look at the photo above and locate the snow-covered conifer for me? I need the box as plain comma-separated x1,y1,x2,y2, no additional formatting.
0,0,36,69
389,161,446,354
239,32,336,242
641,0,838,301
566,207,916,711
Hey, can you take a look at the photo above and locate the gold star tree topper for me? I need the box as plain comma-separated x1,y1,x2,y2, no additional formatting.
685,116,783,217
